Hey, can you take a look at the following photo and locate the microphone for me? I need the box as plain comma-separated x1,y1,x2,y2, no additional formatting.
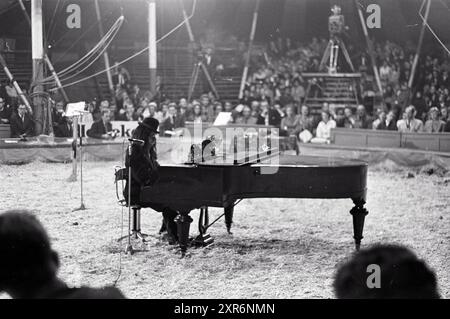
128,138,145,144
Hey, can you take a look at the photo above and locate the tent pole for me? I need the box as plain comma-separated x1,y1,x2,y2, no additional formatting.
355,0,383,95
148,0,157,95
238,0,261,100
180,0,196,44
94,0,115,98
408,0,431,89
31,0,46,135
17,0,69,103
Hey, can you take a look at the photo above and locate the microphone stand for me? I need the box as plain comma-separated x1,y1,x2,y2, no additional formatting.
73,111,88,212
125,141,133,254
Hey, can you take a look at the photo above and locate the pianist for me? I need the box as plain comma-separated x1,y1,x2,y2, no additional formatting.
124,117,179,244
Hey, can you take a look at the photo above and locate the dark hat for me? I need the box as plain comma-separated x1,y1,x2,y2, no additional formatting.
139,117,159,134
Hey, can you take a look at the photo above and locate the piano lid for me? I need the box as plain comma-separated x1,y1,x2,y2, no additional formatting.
195,148,280,167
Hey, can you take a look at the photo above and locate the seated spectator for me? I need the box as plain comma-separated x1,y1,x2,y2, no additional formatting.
291,79,305,104
443,106,450,132
52,101,72,138
333,244,440,299
108,102,118,121
10,103,34,138
375,110,397,130
139,100,151,119
160,104,185,136
249,100,260,118
311,110,336,144
0,210,125,298
354,105,372,129
87,109,114,139
379,61,392,85
179,98,189,118
441,105,448,122
213,102,223,119
337,107,356,128
424,107,445,133
297,105,314,134
397,105,423,132
412,91,428,121
99,99,110,111
116,102,137,121
223,101,234,113
257,100,282,126
184,102,194,121
372,110,386,130
0,97,11,124
192,103,207,123
280,105,301,136
159,103,169,123
235,105,257,125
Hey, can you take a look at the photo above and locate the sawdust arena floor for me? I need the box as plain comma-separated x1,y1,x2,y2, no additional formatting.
0,160,449,299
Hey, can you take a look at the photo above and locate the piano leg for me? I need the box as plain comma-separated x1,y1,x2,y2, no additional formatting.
175,212,193,256
350,198,369,251
194,207,214,247
224,205,234,234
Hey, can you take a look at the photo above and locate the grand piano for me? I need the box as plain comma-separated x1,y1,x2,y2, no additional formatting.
140,140,369,256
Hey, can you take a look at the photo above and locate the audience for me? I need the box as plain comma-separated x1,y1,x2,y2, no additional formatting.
2,38,450,143
334,244,440,299
0,210,125,299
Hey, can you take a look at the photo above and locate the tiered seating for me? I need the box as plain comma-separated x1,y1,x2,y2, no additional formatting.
1,46,242,103
96,46,242,102
303,73,360,114
0,51,32,89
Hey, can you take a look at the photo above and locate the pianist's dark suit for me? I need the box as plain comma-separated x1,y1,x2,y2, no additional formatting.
86,120,113,138
124,143,160,206
123,142,178,240
10,112,34,137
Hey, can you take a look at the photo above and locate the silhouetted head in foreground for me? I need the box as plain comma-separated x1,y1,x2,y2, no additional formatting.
0,210,124,299
333,244,440,299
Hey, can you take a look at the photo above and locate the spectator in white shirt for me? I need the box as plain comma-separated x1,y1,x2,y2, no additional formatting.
397,105,423,132
311,110,336,144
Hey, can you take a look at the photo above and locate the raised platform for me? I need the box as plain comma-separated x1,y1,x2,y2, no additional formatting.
302,72,361,78
0,137,192,164
0,135,297,164
298,143,450,170
330,128,450,153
